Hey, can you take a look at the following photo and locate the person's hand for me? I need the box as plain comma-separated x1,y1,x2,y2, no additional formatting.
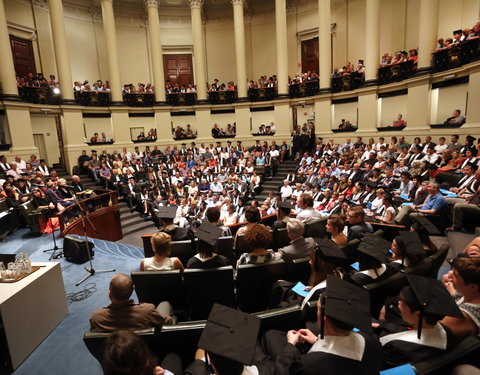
49,203,55,209
154,366,165,375
298,329,318,345
286,330,301,345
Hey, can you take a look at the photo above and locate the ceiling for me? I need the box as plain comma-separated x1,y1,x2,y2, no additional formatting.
110,0,274,9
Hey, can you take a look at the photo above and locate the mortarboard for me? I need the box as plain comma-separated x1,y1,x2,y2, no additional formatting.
278,201,293,212
466,135,476,142
453,29,462,35
198,304,260,365
467,162,479,171
156,206,177,220
195,221,223,246
397,231,425,262
404,274,463,339
313,238,347,264
320,275,372,338
357,234,391,263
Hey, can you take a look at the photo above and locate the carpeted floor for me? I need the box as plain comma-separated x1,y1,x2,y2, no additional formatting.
0,229,145,375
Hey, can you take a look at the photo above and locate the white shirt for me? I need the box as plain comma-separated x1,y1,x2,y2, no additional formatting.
280,185,293,198
296,207,323,223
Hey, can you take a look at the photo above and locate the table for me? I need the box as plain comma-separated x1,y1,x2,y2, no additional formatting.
0,262,68,371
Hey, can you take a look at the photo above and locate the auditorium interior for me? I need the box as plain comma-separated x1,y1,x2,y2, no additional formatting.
0,0,480,374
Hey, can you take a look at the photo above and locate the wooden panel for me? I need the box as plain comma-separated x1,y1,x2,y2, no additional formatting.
301,37,319,74
9,35,36,78
163,54,193,87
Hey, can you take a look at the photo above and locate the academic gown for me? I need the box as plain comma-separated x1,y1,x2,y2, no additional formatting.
380,323,455,369
274,332,382,375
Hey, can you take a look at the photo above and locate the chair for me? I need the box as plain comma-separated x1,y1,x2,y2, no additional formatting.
272,227,290,250
235,233,254,260
216,236,235,265
157,321,206,368
255,305,303,335
304,219,327,238
183,266,235,320
364,271,408,319
142,234,154,257
83,328,158,364
21,201,44,234
427,243,449,278
236,259,286,313
413,336,480,375
131,270,185,310
170,239,196,266
285,256,311,285
340,238,360,264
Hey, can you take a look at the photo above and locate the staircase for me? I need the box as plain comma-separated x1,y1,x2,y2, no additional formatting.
256,160,298,202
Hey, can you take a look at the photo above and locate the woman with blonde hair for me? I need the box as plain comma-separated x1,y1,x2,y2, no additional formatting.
140,232,184,271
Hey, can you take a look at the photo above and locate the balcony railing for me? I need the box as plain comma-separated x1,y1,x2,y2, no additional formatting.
331,74,364,93
289,80,319,98
248,87,278,102
123,93,155,107
18,86,61,105
208,90,238,104
432,38,480,72
74,91,111,106
166,92,197,106
378,60,415,85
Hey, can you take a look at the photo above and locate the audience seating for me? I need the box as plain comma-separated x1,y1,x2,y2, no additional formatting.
0,200,21,240
340,238,361,264
183,266,235,320
215,236,235,265
285,256,311,285
304,219,327,238
235,233,254,259
272,227,290,250
405,244,449,279
131,270,185,310
170,239,196,266
413,336,480,375
256,304,303,334
83,327,159,364
236,259,286,313
364,271,408,319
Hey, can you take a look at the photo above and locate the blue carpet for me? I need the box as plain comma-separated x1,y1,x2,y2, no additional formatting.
0,229,145,375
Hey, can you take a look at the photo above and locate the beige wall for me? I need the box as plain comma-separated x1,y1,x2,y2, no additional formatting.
30,115,60,166
295,104,316,126
211,113,236,130
434,83,469,123
83,117,113,140
333,101,358,127
171,115,197,136
128,117,155,141
251,110,275,133
205,22,236,84
379,95,408,126
437,0,480,40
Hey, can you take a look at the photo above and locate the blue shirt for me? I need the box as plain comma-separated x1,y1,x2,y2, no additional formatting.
422,193,446,213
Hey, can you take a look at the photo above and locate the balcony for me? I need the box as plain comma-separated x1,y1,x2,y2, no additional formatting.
248,87,278,102
74,91,111,106
18,86,61,105
289,80,319,98
378,60,415,85
331,74,364,93
432,38,480,73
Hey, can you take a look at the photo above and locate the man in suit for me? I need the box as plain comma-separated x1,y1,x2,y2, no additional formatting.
277,219,317,262
89,273,173,333
123,177,140,212
272,201,293,231
348,163,364,183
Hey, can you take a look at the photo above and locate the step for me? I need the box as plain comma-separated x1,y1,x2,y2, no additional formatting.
121,215,145,228
120,211,140,221
122,221,158,237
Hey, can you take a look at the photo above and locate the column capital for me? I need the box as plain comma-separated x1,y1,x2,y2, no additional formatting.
144,0,160,8
188,0,204,9
231,0,244,5
32,0,49,10
90,6,103,22
100,0,113,3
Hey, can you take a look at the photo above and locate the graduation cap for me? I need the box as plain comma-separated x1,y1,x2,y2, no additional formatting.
467,162,479,171
320,275,372,339
453,29,462,35
195,221,223,246
278,201,293,212
411,215,441,235
313,238,347,264
156,206,177,220
358,59,364,64
357,234,391,264
397,231,425,265
404,274,463,339
198,304,260,365
466,135,477,142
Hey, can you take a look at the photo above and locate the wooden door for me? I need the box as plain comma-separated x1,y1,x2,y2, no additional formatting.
10,35,36,78
301,37,319,74
163,54,194,87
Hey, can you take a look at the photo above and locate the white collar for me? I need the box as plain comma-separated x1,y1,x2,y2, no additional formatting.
380,323,447,350
301,280,327,309
194,253,217,262
309,332,366,361
359,264,387,279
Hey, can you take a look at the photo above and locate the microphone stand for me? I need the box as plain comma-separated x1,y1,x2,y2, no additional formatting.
66,187,115,286
43,210,63,260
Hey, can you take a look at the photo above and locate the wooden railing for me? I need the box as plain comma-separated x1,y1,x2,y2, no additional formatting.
74,91,112,106
18,86,61,105
208,90,238,104
432,38,480,72
123,93,155,107
166,92,197,106
289,80,319,98
331,74,364,93
248,87,278,102
378,60,415,85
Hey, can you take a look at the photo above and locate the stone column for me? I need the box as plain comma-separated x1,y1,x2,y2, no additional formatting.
189,0,207,101
275,0,289,96
100,0,122,103
145,0,166,103
318,0,331,90
0,0,19,100
364,0,380,83
231,0,248,99
48,0,74,102
417,0,439,71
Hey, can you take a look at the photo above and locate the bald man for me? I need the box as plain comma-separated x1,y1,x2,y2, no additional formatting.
89,273,173,333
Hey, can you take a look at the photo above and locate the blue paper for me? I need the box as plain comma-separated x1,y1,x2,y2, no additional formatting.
292,282,309,298
367,202,372,209
400,193,409,200
401,202,414,206
380,364,416,375
447,193,457,198
389,249,394,256
351,262,360,271
440,188,451,195
352,327,360,332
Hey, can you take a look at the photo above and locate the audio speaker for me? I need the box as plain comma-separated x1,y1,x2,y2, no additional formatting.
63,236,95,264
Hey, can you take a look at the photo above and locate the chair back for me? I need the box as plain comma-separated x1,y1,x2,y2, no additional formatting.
83,328,157,364
170,239,196,266
235,233,254,259
255,305,303,334
272,227,290,250
216,236,235,265
285,256,311,285
131,270,185,309
364,271,408,319
183,266,235,320
142,234,154,257
236,259,286,313
340,238,361,264
304,219,327,238
428,244,449,278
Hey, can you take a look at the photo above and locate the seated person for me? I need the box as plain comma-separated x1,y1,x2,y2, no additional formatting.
393,114,406,127
263,275,382,375
380,275,462,368
102,330,182,375
277,218,317,262
326,215,347,246
390,231,426,268
296,193,323,223
89,273,174,332
237,223,274,265
272,201,292,230
205,206,232,237
140,232,184,272
444,109,466,125
346,206,373,241
187,222,230,269
156,206,190,241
